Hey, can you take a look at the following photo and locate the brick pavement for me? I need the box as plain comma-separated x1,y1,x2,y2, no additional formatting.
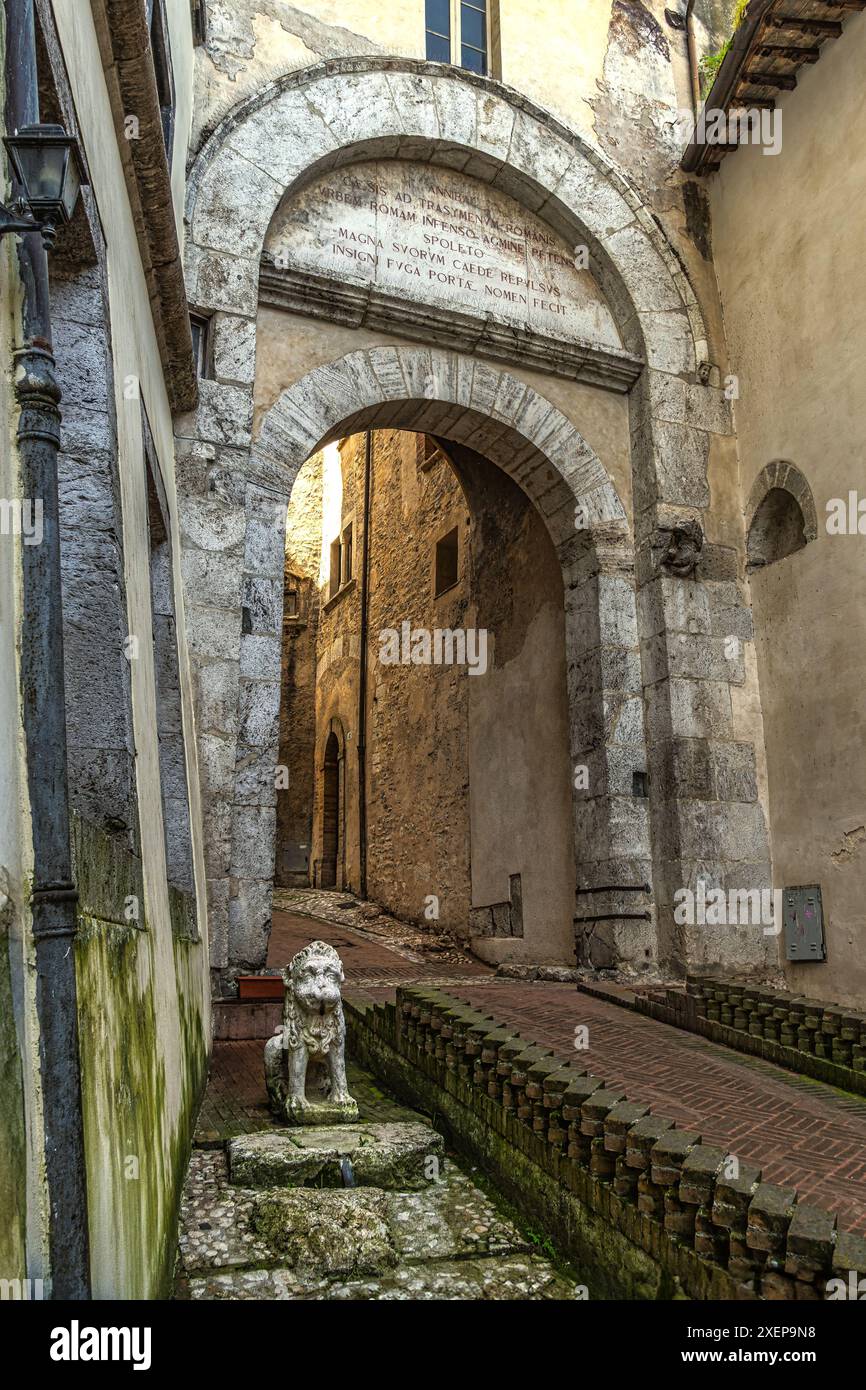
208,907,866,1234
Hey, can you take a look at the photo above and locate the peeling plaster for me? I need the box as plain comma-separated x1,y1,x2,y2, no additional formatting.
591,0,682,202
205,2,383,80
830,826,866,867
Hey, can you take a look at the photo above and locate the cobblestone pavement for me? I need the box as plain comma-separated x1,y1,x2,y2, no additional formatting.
180,1062,582,1300
268,894,491,989
273,887,478,969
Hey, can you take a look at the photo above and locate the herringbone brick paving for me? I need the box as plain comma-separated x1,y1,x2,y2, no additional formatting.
211,905,866,1234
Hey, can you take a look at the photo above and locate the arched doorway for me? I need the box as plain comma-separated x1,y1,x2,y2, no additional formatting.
320,730,340,889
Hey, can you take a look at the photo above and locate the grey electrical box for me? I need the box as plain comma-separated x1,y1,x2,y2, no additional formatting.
782,885,826,962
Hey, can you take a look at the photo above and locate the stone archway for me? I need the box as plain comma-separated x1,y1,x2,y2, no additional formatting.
177,58,770,984
250,346,651,974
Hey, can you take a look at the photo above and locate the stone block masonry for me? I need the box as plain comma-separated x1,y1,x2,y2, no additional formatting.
345,985,866,1300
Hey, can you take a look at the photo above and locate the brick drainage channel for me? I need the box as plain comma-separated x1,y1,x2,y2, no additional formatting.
175,1058,585,1300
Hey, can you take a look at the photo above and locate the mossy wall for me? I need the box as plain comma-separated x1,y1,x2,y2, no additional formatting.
0,908,27,1286
72,816,209,1299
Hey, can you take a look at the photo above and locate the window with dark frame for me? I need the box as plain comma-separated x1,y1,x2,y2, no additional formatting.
425,0,489,75
189,312,211,379
435,526,459,596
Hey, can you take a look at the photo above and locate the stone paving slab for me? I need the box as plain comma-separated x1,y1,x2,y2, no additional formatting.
227,1121,443,1189
268,903,491,987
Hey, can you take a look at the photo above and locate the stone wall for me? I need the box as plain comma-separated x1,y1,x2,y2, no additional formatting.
51,263,138,851
275,451,323,885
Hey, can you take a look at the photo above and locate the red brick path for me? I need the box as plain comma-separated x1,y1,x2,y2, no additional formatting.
211,909,866,1234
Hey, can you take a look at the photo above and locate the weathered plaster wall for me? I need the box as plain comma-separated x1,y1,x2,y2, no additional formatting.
709,13,866,1009
42,0,211,1295
194,0,415,150
452,442,577,965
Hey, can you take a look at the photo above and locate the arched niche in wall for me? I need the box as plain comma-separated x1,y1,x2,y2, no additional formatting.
746,461,817,572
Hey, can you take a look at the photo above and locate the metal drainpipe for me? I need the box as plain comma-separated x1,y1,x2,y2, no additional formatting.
685,1,701,123
4,0,91,1299
357,430,373,901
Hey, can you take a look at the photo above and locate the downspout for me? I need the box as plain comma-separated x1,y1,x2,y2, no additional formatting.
357,431,373,900
4,0,91,1299
685,0,701,120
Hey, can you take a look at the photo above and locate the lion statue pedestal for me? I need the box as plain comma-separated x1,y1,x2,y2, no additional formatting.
264,940,359,1126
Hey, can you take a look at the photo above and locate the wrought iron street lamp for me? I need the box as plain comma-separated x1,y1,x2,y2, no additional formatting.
1,122,87,245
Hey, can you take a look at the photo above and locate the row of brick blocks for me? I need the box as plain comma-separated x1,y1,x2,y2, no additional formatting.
687,977,866,1070
394,985,866,1300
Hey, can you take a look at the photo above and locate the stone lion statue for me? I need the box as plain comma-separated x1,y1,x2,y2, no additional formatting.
264,941,358,1125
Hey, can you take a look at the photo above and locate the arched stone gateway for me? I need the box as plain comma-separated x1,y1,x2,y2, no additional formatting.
177,58,772,986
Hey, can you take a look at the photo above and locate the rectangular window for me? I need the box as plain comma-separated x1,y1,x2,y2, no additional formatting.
435,526,459,596
341,523,353,586
425,0,452,63
286,586,300,619
329,537,342,599
460,0,488,73
190,312,211,378
426,0,488,75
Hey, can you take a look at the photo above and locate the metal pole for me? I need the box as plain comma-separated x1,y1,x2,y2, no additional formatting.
4,0,91,1299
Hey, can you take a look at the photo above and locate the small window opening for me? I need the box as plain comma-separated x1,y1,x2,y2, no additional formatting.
435,526,459,597
190,0,208,46
190,312,211,379
329,537,342,599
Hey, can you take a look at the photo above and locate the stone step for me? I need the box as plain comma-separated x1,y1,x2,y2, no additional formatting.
228,1122,444,1191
